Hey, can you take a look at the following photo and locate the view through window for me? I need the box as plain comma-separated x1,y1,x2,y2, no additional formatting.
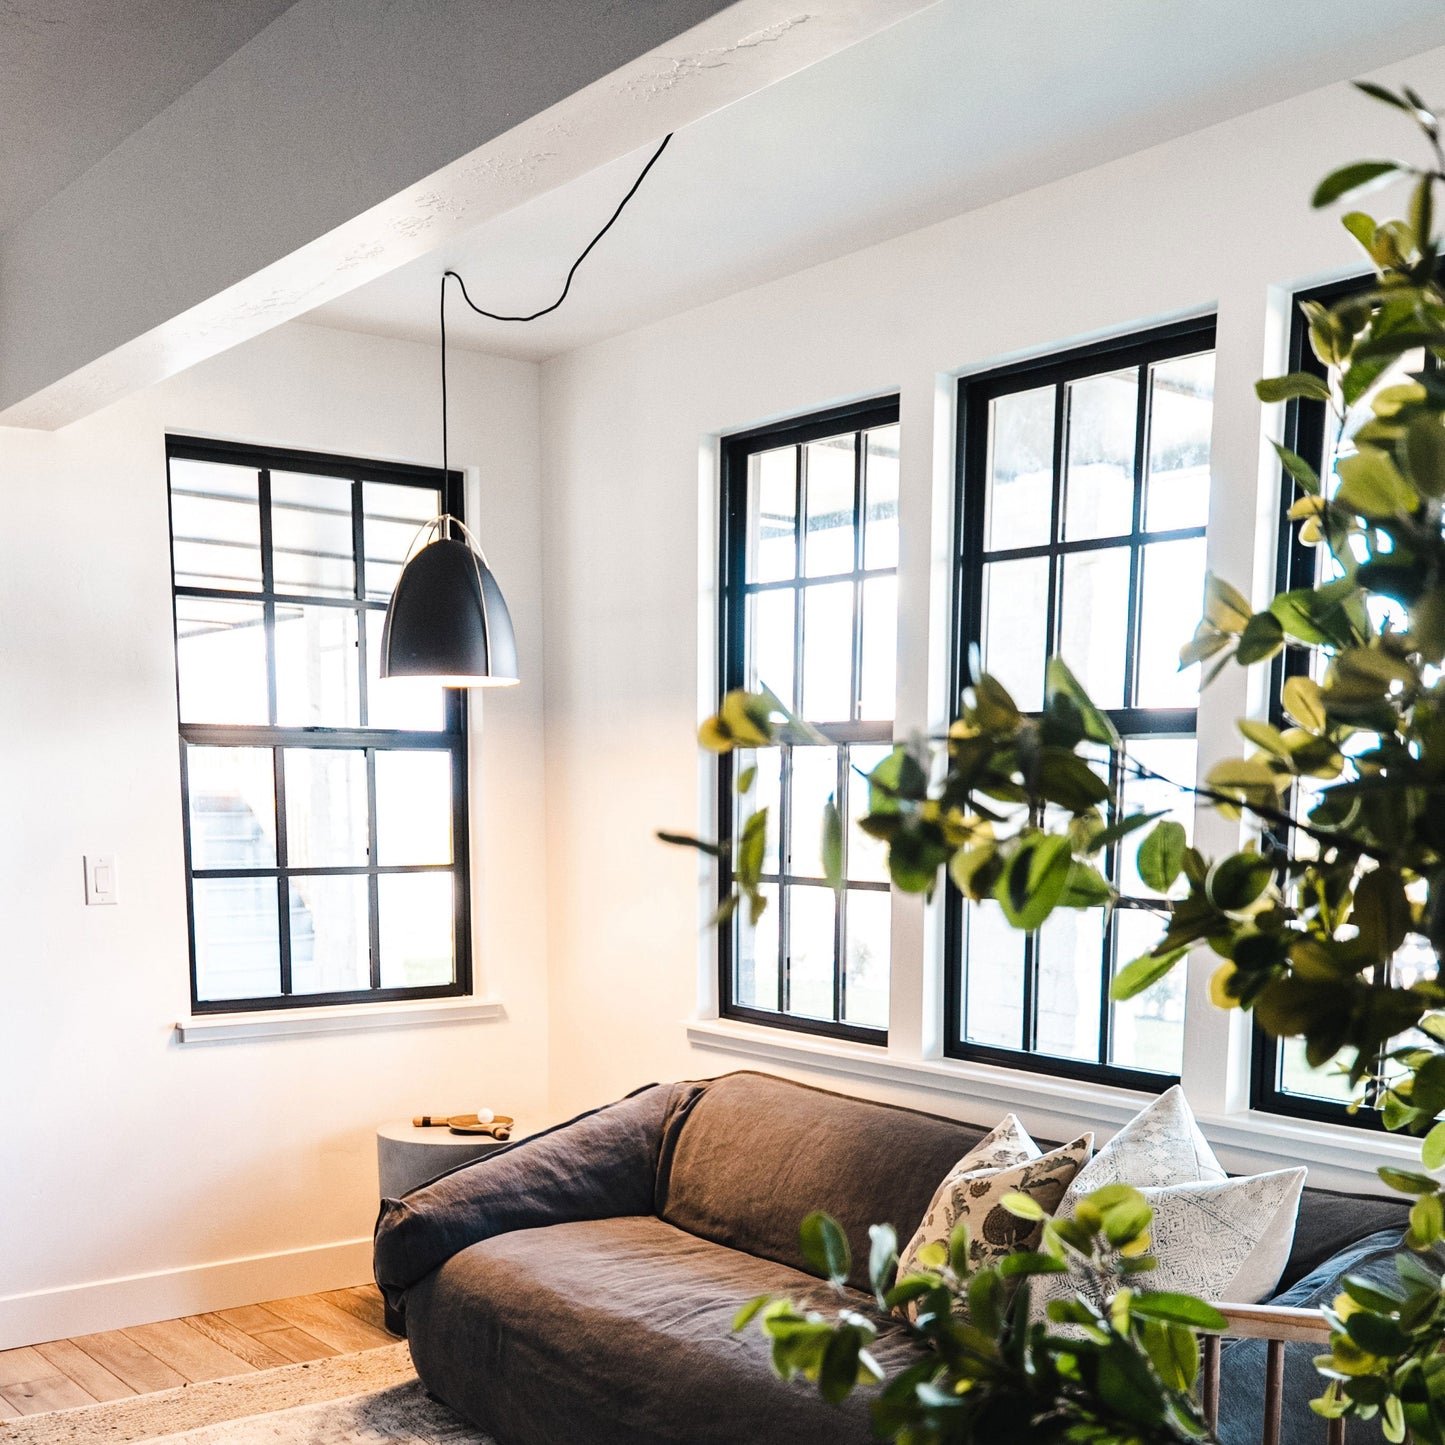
949,320,1217,1086
167,438,470,1011
1256,280,1433,1125
719,400,900,1042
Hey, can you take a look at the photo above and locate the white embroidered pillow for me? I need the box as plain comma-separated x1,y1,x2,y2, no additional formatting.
895,1115,1092,1316
1037,1087,1306,1312
1058,1085,1225,1204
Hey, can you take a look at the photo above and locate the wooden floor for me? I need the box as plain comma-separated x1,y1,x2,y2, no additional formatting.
0,1285,398,1418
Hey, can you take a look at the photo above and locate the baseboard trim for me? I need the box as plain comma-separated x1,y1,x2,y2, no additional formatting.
0,1237,375,1351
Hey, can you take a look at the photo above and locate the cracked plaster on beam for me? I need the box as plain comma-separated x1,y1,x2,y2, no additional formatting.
619,15,812,99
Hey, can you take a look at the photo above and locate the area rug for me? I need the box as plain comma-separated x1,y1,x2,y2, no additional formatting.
0,1343,493,1444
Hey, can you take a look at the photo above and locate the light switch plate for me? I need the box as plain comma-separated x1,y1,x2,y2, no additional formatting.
84,854,118,906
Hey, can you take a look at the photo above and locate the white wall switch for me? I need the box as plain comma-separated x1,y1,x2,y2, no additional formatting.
84,854,118,906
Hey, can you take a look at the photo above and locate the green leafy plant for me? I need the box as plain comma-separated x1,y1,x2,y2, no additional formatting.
665,81,1445,1440
735,1187,1225,1444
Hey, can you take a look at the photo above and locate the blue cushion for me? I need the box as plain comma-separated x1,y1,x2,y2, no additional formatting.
1216,1227,1405,1445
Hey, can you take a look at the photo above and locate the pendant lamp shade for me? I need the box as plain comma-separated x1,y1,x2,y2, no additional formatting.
380,519,519,687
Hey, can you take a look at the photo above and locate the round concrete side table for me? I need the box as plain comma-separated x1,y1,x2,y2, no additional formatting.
377,1121,511,1199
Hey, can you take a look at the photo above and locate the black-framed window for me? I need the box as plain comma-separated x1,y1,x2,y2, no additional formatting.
947,318,1217,1088
1252,279,1434,1127
167,437,471,1013
718,399,900,1044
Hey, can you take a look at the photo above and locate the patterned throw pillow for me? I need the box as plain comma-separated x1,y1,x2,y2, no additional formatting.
1037,1086,1306,1310
894,1115,1092,1316
1062,1084,1225,1193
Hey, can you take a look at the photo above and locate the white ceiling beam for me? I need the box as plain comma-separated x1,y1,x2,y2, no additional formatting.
0,0,933,430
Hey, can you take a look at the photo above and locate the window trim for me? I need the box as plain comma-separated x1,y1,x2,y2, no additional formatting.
166,435,473,1015
945,315,1217,1089
717,397,900,1047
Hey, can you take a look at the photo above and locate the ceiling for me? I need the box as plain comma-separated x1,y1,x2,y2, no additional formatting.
0,0,296,235
306,0,1445,362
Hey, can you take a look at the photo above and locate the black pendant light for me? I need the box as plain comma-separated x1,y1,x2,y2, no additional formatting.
378,134,672,689
379,515,518,687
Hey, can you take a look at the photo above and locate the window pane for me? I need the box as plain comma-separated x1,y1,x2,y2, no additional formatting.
844,889,889,1029
375,751,452,865
176,596,269,725
1058,547,1131,709
1035,906,1105,1061
734,883,779,1011
274,604,360,726
747,448,797,584
170,459,262,591
378,873,454,988
747,588,795,708
187,746,276,870
864,425,899,570
981,556,1049,710
787,885,836,1020
1135,536,1207,708
788,745,838,880
193,877,279,1002
963,900,1024,1048
1063,369,1137,540
1118,737,1197,897
363,481,441,603
986,386,1054,551
364,609,446,730
859,575,896,721
1332,348,1424,473
289,874,369,995
804,435,857,577
1276,1036,1356,1106
846,744,893,883
270,472,355,599
283,748,368,867
801,581,854,721
736,748,781,875
1111,907,1185,1074
1145,353,1214,531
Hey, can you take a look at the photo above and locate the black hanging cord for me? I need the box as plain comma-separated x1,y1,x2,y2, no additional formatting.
440,132,674,475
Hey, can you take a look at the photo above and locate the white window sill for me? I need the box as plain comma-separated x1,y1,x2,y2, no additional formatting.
685,1017,1420,1189
175,997,504,1045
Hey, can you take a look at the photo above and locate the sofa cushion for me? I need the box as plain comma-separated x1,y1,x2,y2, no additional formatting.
405,1215,924,1445
657,1072,988,1291
1215,1226,1406,1445
1277,1185,1411,1291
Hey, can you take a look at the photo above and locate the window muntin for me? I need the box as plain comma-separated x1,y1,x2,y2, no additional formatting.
949,320,1217,1087
167,438,471,1013
1252,281,1431,1127
719,401,900,1043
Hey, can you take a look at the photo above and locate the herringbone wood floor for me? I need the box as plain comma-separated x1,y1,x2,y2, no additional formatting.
0,1285,397,1417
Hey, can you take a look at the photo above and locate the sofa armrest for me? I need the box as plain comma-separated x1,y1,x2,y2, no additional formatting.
373,1080,701,1322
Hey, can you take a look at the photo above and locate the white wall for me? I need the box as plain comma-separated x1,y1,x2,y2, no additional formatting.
537,51,1445,1179
0,322,548,1348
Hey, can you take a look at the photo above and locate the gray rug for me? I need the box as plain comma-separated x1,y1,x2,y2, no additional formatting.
0,1344,493,1445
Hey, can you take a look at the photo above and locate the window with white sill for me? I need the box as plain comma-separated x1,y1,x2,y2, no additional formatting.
167,436,472,1014
717,399,901,1044
947,319,1218,1089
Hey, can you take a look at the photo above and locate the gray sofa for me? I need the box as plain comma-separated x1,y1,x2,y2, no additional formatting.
373,1071,1409,1445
